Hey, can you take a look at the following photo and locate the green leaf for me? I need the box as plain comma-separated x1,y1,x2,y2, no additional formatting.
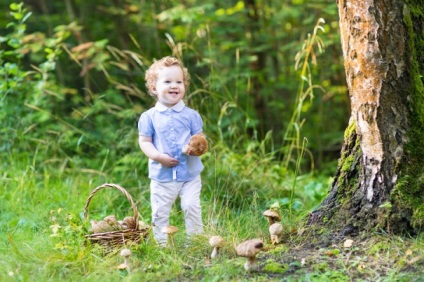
22,12,32,23
11,12,23,20
9,3,22,11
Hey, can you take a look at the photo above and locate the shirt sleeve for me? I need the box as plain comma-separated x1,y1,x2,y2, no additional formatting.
138,112,153,137
191,110,204,135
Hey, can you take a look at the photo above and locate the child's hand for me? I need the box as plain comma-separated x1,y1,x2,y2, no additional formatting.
157,153,179,167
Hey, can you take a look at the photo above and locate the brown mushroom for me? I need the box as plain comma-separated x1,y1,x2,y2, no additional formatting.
269,222,283,244
103,215,122,230
235,238,264,271
122,216,137,229
209,236,225,259
90,220,101,233
90,219,115,233
161,226,178,247
138,220,150,231
263,209,281,225
182,134,208,156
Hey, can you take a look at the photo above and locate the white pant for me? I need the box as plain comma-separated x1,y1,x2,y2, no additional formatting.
150,176,203,245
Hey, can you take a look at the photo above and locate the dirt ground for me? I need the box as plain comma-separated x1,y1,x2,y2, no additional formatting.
255,230,424,281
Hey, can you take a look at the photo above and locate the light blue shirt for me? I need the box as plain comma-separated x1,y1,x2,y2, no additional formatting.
138,100,204,182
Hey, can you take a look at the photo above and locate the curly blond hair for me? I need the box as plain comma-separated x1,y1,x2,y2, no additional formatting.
145,56,190,97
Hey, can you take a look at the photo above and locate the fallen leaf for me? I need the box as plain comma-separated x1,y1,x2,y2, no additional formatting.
344,239,354,248
297,227,305,236
405,249,413,256
408,256,421,265
326,249,340,256
50,223,62,234
204,258,212,266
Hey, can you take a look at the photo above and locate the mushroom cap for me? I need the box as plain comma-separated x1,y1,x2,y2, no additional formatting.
161,225,178,234
269,222,283,235
91,220,115,233
138,220,150,230
120,248,132,258
103,215,118,225
263,210,281,221
209,236,225,247
122,216,137,229
182,134,208,156
90,220,100,233
236,238,264,257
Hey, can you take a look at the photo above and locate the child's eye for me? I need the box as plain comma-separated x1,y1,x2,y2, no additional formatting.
164,80,171,83
177,81,183,84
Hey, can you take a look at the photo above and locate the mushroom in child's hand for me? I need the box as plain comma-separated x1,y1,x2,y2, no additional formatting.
263,209,281,225
269,222,283,244
182,134,208,156
209,236,225,259
117,248,132,273
161,226,178,247
235,238,264,271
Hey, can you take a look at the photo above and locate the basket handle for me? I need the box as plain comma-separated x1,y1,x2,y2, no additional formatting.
83,183,139,230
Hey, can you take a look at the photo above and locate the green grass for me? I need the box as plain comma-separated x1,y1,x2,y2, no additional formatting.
1,150,423,281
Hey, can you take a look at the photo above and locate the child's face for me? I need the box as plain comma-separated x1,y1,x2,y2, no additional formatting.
153,65,186,107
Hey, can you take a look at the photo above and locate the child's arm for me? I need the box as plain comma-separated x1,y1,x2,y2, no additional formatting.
138,135,179,167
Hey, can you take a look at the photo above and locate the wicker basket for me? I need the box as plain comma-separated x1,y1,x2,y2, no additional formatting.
84,183,150,248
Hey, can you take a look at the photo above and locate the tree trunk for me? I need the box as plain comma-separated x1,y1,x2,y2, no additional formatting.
308,0,424,235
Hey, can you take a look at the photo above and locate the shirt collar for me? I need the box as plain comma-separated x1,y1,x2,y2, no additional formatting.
155,100,185,112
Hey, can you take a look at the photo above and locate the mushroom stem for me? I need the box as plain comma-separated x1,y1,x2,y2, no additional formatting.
269,222,283,245
125,261,131,273
168,235,175,247
211,246,219,259
245,256,258,271
271,235,280,244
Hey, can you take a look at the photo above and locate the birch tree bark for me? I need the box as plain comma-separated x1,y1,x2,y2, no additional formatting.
308,0,424,235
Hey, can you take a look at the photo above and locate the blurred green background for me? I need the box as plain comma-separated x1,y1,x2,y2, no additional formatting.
1,0,348,216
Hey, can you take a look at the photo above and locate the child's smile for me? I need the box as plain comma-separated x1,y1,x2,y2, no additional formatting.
154,65,186,107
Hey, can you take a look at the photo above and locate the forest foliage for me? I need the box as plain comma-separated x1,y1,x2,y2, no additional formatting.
1,0,348,220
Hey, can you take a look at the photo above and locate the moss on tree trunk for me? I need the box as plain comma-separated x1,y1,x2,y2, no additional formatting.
390,0,424,232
